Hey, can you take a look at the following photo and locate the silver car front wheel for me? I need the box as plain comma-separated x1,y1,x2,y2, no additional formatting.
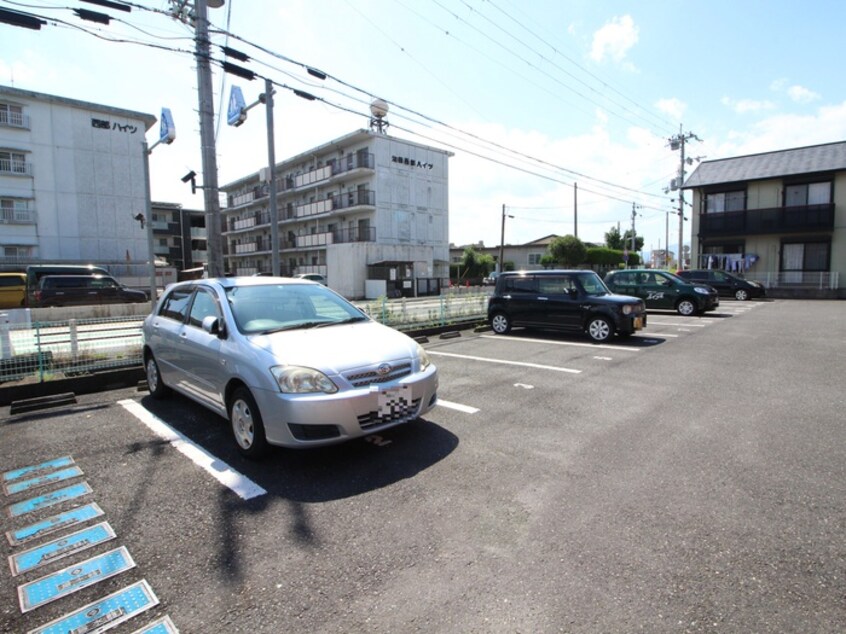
229,387,268,459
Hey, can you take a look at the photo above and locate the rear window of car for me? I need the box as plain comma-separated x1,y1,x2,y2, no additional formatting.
501,276,537,293
0,275,25,288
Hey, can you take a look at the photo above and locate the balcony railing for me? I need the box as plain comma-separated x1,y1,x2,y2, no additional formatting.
0,206,36,224
0,111,29,129
331,189,375,211
699,203,835,237
0,159,32,176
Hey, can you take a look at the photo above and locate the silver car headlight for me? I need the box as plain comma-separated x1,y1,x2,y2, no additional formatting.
270,365,338,394
694,286,710,295
416,343,431,371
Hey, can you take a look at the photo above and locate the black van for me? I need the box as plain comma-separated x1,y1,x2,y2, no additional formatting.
33,274,147,307
487,270,647,342
25,264,110,305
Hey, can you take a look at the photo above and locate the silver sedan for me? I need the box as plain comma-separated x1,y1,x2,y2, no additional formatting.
142,277,438,458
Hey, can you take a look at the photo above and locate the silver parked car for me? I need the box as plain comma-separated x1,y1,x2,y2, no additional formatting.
142,277,438,458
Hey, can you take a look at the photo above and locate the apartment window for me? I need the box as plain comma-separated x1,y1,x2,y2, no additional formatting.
781,240,829,272
1,245,33,259
0,103,25,128
705,190,745,213
0,150,28,174
784,181,831,206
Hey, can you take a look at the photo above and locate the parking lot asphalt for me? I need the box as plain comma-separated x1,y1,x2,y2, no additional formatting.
1,299,844,633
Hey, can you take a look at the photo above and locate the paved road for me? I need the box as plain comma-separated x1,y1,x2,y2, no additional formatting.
1,299,844,633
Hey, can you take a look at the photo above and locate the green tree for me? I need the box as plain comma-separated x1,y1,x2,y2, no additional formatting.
548,235,587,267
605,226,624,250
621,230,644,253
458,247,495,279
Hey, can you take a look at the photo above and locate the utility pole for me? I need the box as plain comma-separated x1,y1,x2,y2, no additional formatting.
499,204,506,275
631,202,638,254
668,125,702,271
573,182,578,239
193,0,224,277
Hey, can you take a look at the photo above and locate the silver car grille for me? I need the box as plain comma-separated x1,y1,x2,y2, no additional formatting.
344,362,412,387
358,398,422,430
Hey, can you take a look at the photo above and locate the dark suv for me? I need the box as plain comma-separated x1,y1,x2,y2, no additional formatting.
34,274,148,307
604,269,719,316
675,269,766,301
487,270,646,343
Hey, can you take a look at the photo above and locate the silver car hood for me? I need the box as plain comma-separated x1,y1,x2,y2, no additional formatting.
246,321,417,372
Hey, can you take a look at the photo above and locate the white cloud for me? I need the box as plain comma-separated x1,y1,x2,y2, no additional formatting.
590,16,639,66
655,98,686,122
787,85,821,104
720,97,776,114
708,100,846,159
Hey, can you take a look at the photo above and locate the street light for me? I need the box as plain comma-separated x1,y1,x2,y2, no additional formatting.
227,81,280,275
141,107,176,302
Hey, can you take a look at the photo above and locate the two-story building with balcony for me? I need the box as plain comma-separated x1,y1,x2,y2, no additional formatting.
0,85,156,267
221,129,452,299
683,141,846,297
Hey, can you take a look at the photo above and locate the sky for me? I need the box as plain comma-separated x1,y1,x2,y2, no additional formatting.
2,0,846,259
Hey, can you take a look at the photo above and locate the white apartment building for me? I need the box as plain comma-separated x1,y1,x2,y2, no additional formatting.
0,85,156,265
221,130,452,299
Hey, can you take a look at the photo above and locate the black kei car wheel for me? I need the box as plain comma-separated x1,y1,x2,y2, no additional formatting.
490,312,512,334
229,387,269,459
586,316,613,343
145,354,171,399
735,288,750,301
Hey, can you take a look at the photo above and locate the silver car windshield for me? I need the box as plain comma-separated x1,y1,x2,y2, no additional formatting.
226,283,368,334
576,272,611,296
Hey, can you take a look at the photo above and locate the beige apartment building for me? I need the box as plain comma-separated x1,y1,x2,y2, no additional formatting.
221,129,452,299
683,141,846,297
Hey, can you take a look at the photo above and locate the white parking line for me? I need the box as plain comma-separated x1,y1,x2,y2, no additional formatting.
428,350,581,373
647,321,709,327
119,399,267,500
437,399,480,414
480,334,641,352
640,332,679,338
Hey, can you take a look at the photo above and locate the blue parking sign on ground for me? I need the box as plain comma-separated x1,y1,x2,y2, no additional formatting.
10,521,116,576
3,465,84,495
26,579,159,634
6,503,104,546
18,546,136,612
7,482,92,518
2,457,74,483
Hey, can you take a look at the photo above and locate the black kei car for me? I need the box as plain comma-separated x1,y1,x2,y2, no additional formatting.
675,269,766,301
487,270,646,343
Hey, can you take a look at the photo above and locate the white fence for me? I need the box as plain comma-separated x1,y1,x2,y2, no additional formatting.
0,293,491,384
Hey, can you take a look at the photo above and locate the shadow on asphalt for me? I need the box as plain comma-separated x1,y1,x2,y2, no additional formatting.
138,393,459,504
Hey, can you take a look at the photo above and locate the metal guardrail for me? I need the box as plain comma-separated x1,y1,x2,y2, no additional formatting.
0,292,491,385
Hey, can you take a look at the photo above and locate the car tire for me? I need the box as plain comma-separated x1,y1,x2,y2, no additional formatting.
586,316,613,342
490,312,512,334
145,354,171,399
734,288,749,301
676,298,698,316
229,387,269,459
